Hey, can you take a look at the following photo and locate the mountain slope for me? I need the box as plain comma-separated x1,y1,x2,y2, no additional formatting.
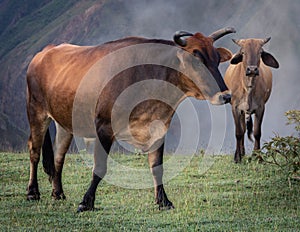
0,0,106,150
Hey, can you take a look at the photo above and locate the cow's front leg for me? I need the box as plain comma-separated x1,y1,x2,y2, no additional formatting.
253,108,265,150
232,108,246,163
148,143,174,210
78,172,102,212
77,125,112,212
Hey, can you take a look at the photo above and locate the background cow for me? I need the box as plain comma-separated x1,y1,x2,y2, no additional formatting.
224,38,279,163
26,28,235,211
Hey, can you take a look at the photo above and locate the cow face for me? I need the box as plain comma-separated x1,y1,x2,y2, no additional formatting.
231,38,279,81
173,28,235,104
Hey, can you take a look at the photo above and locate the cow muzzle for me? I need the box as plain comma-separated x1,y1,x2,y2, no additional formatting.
210,91,231,105
223,93,231,104
246,66,259,76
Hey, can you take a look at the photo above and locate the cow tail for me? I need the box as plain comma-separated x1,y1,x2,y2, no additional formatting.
246,113,254,142
42,128,55,182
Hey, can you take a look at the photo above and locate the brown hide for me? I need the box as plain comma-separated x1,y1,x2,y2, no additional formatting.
27,37,232,143
224,38,279,163
27,43,115,133
26,29,235,211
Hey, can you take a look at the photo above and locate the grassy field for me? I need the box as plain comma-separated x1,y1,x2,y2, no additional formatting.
1,152,299,231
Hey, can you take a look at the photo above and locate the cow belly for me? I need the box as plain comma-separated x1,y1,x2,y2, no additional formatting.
114,120,167,152
237,98,262,115
238,101,256,113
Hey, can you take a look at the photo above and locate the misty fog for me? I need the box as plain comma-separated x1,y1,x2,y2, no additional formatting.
110,0,300,154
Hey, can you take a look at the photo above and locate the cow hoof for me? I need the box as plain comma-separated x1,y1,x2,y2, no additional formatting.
52,191,66,200
27,187,40,200
77,203,94,213
27,192,40,201
234,153,242,163
159,204,175,211
158,201,175,210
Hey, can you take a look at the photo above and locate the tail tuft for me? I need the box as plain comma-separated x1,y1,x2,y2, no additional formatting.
246,113,254,142
42,129,55,182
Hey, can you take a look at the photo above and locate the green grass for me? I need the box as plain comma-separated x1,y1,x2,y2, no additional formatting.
1,152,299,231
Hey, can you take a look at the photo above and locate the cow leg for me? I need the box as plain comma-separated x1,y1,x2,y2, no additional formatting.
27,113,51,200
232,108,246,163
148,143,174,210
51,123,73,200
240,113,246,156
241,133,245,156
253,108,265,150
77,125,112,212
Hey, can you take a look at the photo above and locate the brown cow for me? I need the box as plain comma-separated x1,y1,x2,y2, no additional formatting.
224,38,279,163
26,28,235,212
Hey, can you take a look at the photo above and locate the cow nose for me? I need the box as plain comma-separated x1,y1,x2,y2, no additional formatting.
223,93,231,104
246,66,259,76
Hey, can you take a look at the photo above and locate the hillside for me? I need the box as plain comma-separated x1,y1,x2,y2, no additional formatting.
0,0,115,150
0,0,299,151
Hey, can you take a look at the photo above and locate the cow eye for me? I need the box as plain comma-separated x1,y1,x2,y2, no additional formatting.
193,50,204,63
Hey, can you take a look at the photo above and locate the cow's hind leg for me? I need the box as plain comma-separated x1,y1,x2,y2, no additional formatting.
51,123,73,200
27,114,51,200
148,143,174,210
77,124,112,212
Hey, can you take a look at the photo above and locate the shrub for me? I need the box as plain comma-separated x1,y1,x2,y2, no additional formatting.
285,110,300,134
252,110,300,186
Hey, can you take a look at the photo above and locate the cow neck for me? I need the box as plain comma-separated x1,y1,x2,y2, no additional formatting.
172,73,203,99
245,87,253,113
241,72,253,113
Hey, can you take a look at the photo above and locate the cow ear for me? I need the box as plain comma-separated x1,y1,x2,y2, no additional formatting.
217,47,232,62
230,53,243,65
261,51,279,68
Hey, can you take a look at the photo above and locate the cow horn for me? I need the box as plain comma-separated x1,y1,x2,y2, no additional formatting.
209,27,236,42
232,39,242,47
262,37,271,45
173,31,194,47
